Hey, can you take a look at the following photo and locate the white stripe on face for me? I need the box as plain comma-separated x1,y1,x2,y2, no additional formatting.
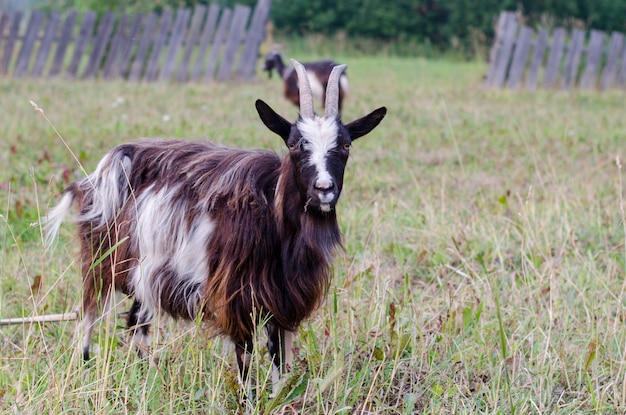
297,116,338,188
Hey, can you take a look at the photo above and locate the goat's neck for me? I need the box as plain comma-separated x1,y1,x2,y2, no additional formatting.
274,158,342,266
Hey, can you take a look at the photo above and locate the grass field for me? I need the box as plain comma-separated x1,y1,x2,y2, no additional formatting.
1,55,625,414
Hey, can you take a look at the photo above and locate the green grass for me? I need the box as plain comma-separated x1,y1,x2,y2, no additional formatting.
1,56,626,414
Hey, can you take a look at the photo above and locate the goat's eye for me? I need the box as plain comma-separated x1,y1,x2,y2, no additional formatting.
289,142,298,151
343,143,351,151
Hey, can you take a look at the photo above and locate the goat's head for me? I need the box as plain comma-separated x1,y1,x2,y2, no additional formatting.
262,52,282,79
256,59,386,214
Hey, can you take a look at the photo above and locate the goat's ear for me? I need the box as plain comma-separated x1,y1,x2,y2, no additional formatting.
255,99,292,141
345,107,387,141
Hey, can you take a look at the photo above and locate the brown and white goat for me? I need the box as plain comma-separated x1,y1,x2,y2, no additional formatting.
262,52,348,112
46,60,385,395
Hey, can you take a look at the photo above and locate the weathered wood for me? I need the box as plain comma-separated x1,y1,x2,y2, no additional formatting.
579,30,605,89
204,8,232,82
177,5,207,82
82,12,116,79
67,11,97,77
49,11,77,77
128,12,157,82
618,46,626,87
525,28,548,90
14,10,45,76
191,4,220,82
144,10,173,82
492,13,518,88
0,13,9,48
560,29,585,89
0,12,22,75
116,13,144,79
237,0,271,78
102,14,129,79
1,3,269,83
32,12,60,77
507,26,533,88
600,32,624,90
216,5,250,82
485,11,511,87
158,8,191,82
543,28,566,88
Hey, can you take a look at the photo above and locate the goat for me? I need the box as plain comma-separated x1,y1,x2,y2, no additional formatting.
45,60,386,397
262,52,348,113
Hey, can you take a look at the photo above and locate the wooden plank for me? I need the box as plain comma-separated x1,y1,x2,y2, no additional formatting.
203,8,232,82
102,13,129,79
49,10,77,77
560,29,585,89
579,30,606,89
216,5,250,82
67,11,97,77
485,11,512,87
190,4,220,82
14,10,45,76
176,5,207,82
600,32,625,90
618,45,626,88
128,12,157,82
506,26,533,88
144,9,173,82
82,12,116,79
237,0,272,79
158,8,191,82
0,13,9,46
116,13,143,79
525,28,548,90
543,28,566,88
0,12,23,75
492,13,518,87
32,12,60,77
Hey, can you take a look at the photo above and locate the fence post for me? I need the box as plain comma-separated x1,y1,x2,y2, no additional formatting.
506,26,532,88
600,32,625,90
543,28,566,88
14,10,44,76
216,5,251,82
525,28,548,90
579,30,605,89
0,11,22,75
32,12,60,77
237,0,272,79
49,11,77,77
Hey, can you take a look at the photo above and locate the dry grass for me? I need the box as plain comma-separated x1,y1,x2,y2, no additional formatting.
1,56,625,414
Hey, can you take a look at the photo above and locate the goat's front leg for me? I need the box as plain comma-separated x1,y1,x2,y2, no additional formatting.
235,337,254,404
267,325,294,395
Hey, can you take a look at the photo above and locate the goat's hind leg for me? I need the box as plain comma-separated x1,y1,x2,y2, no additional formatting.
127,299,152,358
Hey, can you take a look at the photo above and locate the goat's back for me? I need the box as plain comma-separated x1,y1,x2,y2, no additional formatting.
48,139,285,335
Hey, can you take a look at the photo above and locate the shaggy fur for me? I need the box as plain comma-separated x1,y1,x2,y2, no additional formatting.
46,63,386,395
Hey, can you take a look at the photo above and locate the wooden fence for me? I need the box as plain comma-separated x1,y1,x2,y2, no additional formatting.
0,0,271,82
485,11,626,90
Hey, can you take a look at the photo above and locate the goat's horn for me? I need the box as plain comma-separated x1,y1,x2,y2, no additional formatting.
324,64,347,118
290,59,314,118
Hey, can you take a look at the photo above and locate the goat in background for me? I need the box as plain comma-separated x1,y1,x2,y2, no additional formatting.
46,59,385,399
262,51,348,113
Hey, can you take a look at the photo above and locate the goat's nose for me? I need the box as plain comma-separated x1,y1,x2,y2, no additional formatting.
315,179,334,191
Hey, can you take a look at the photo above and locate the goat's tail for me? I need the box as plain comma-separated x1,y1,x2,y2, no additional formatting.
44,190,75,249
45,148,133,249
